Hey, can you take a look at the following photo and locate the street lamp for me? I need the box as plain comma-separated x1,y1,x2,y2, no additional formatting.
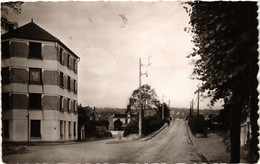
138,56,151,138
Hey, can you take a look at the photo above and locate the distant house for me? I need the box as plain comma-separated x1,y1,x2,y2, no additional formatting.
1,20,79,142
108,112,137,131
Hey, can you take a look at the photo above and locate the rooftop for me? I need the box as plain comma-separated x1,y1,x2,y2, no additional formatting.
2,20,79,59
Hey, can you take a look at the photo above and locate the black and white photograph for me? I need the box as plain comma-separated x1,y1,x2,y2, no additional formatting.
1,1,259,163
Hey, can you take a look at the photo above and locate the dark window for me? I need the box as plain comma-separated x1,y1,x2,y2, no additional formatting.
67,54,70,68
60,96,63,111
68,76,71,91
30,120,41,137
1,67,10,85
73,80,76,93
71,100,74,112
60,121,63,139
73,122,76,137
2,41,9,58
67,98,70,111
29,42,42,59
74,100,76,112
69,121,71,138
73,59,76,72
29,93,41,109
60,48,64,64
64,121,66,138
2,93,10,110
60,72,64,87
2,120,9,138
29,68,42,85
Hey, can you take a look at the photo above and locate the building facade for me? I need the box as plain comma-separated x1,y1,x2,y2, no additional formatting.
1,21,79,142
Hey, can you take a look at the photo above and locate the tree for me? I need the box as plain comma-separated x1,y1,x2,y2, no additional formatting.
1,2,23,32
128,84,160,117
184,2,258,162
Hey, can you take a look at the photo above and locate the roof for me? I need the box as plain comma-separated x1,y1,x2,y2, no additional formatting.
2,21,79,59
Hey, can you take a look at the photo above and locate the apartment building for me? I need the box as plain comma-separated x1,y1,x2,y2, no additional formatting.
1,20,79,142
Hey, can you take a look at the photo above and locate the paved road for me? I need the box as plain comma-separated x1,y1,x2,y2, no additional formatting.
3,119,203,163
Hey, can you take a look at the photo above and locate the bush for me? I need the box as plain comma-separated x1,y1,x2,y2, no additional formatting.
123,116,164,137
188,115,207,137
123,118,138,137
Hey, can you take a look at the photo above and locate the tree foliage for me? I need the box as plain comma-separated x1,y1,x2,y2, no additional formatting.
184,2,257,105
1,2,23,32
128,84,160,114
184,2,258,162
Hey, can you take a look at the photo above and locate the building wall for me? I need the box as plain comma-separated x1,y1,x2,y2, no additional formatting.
2,38,79,142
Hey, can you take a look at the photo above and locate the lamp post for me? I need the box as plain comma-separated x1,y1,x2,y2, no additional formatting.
138,56,151,138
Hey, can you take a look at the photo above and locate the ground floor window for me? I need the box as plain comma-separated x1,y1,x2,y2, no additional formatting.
2,120,9,138
68,121,71,138
64,121,66,139
60,121,63,139
74,122,76,137
31,120,41,137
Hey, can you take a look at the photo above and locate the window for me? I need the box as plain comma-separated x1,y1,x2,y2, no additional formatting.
71,100,74,112
29,42,42,59
75,61,77,73
60,72,64,88
2,93,10,110
31,120,41,137
67,98,70,112
2,120,9,138
2,41,9,58
74,81,77,94
64,121,66,138
73,59,76,72
29,93,42,109
60,96,63,112
74,100,76,112
68,121,71,138
60,121,63,139
59,48,63,64
67,54,70,68
68,76,71,91
29,68,42,85
73,122,76,137
75,102,78,112
1,67,10,85
73,80,76,93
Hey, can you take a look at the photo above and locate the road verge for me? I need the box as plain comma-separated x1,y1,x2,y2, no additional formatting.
185,121,210,162
140,123,168,142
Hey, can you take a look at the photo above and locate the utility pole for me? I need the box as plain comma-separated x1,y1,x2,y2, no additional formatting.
138,56,151,138
197,86,200,118
138,58,142,138
162,94,167,120
190,101,192,117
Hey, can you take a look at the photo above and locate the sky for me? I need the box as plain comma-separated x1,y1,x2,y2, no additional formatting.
4,2,222,109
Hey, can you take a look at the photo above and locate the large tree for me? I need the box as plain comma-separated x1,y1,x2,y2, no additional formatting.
1,2,23,32
127,84,160,117
184,2,258,162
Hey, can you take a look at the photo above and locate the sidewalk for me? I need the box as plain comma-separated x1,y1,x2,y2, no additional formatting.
192,131,230,162
186,123,248,163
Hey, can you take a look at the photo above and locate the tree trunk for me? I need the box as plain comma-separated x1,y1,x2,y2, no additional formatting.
230,94,242,163
249,53,259,162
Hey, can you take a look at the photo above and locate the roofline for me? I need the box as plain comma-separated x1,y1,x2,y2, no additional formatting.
2,36,80,59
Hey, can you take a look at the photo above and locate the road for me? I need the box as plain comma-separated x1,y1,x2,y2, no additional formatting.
3,119,203,163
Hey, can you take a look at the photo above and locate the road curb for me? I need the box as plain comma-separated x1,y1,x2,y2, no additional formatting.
141,123,168,142
185,122,210,163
